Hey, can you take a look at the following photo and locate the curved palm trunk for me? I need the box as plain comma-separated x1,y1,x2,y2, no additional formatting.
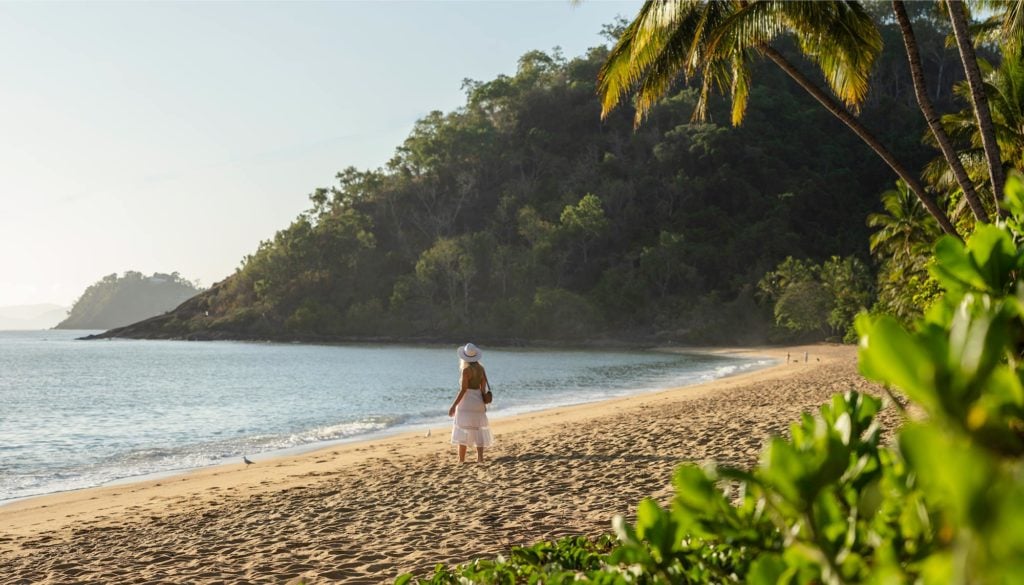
759,45,961,239
948,0,1006,213
893,0,989,224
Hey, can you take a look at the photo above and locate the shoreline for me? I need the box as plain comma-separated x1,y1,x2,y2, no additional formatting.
0,343,773,506
1,343,881,584
0,345,778,511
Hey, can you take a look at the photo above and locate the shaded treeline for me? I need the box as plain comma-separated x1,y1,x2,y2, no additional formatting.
102,14,967,344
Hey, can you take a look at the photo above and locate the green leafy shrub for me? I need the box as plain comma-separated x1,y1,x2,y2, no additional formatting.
757,256,873,342
396,536,618,585
399,175,1024,583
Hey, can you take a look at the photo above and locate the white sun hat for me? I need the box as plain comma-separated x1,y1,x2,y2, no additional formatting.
457,342,482,362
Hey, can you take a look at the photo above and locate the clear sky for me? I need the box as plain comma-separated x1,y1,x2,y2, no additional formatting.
0,0,639,308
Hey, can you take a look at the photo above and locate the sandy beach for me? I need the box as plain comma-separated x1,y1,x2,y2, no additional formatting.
0,343,894,584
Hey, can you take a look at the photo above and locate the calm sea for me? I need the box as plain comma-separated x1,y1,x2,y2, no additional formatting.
0,330,772,502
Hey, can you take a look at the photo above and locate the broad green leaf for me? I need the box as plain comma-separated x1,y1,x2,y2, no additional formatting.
845,391,881,432
947,295,995,385
856,477,884,521
834,411,852,445
964,225,1017,292
857,314,936,405
918,551,955,585
988,478,1024,572
816,434,853,491
762,438,819,507
1002,173,1024,238
931,235,987,292
981,366,1024,411
813,490,847,546
635,497,664,533
900,424,995,528
896,490,931,544
672,464,728,514
1003,174,1024,214
747,553,786,585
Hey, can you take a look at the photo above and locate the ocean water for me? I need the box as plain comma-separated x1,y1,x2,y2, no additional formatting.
0,330,772,502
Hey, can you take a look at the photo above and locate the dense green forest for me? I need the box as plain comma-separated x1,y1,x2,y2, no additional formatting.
394,0,1024,582
57,271,202,330
100,8,972,344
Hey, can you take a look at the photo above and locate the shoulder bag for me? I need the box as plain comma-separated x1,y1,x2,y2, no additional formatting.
481,373,493,405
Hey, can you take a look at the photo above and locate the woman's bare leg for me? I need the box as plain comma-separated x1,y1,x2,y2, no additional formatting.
458,445,467,463
476,446,484,463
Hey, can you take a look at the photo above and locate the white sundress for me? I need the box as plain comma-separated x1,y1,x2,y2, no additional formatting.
451,387,493,448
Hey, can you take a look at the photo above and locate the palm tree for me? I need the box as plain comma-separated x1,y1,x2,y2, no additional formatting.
598,0,960,238
922,55,1024,201
867,180,943,322
892,0,990,223
977,0,1024,56
983,55,1024,165
947,0,1006,209
867,180,942,263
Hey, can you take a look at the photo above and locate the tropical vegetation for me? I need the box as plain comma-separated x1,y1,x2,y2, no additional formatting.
96,5,988,345
395,173,1024,584
392,0,1024,582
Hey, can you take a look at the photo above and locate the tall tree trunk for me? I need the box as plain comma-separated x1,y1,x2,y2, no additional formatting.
948,0,1006,212
893,0,990,223
759,45,961,239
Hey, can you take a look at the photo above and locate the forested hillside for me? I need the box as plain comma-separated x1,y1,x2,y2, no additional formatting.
98,12,967,344
57,272,202,330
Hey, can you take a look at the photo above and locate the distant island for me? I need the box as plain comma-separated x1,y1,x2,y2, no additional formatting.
57,272,202,330
0,304,69,330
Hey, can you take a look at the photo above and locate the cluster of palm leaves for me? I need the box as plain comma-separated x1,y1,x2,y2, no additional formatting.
924,56,1024,217
599,0,1023,321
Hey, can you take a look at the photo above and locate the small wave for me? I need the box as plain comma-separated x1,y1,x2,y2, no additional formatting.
0,415,412,502
287,416,405,445
697,358,776,381
714,364,739,376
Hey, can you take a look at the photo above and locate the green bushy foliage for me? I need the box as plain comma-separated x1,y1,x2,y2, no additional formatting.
757,256,873,341
399,175,1024,583
397,536,618,585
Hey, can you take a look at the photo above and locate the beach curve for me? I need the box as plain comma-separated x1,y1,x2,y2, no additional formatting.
0,343,895,584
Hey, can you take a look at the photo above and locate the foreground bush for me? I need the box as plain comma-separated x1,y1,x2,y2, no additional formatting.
399,176,1024,584
396,536,618,584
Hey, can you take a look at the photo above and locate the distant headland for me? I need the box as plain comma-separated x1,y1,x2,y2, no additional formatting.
58,271,203,331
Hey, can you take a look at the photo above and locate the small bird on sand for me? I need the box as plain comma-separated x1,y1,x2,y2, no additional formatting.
243,456,254,465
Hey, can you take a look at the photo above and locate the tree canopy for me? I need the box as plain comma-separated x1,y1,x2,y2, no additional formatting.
99,14,972,344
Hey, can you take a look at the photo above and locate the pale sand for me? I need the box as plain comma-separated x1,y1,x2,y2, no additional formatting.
0,343,895,584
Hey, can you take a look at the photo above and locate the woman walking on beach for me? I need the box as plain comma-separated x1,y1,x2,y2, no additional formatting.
448,343,493,463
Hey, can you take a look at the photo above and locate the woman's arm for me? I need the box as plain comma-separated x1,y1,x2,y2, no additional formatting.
448,369,471,417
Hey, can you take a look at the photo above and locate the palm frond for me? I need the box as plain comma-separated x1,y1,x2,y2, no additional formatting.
634,3,725,125
599,1,881,126
598,1,676,119
599,1,721,124
781,0,881,109
1005,0,1024,54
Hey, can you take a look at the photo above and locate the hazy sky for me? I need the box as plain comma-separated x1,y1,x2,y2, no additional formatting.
0,1,639,308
